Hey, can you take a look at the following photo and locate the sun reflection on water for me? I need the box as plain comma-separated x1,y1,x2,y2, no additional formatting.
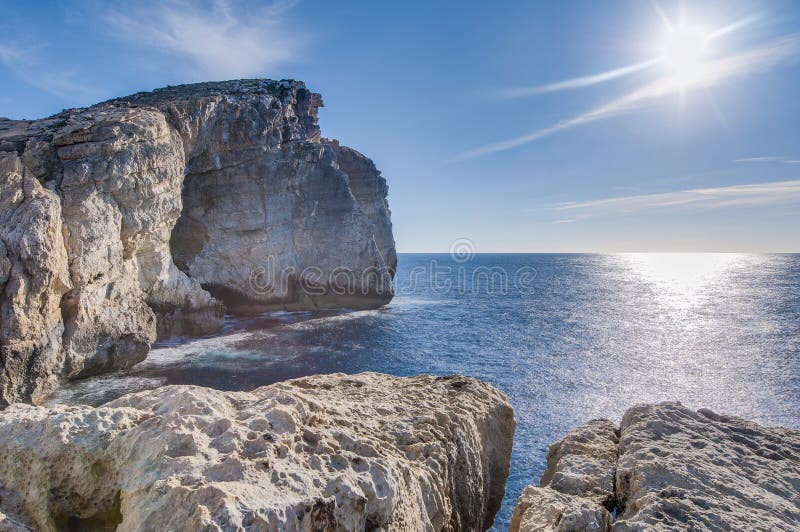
618,253,748,310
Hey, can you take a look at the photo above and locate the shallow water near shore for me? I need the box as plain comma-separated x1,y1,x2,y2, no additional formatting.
50,253,800,529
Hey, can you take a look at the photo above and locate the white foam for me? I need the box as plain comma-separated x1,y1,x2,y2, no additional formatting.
280,309,386,331
390,297,452,307
142,330,277,367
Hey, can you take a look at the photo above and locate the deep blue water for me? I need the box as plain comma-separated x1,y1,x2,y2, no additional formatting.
51,253,800,529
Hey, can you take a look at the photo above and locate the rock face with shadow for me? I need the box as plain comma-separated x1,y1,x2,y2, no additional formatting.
511,402,800,531
0,373,514,531
0,80,395,406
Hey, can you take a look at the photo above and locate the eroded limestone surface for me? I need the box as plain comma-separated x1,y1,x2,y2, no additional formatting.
0,372,514,531
511,402,800,531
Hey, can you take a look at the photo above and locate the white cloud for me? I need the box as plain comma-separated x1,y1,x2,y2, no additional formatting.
450,33,800,162
552,180,800,221
103,0,305,80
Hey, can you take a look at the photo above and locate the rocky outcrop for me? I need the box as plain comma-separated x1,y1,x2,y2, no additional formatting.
0,372,514,531
0,80,396,406
511,402,800,531
510,419,617,532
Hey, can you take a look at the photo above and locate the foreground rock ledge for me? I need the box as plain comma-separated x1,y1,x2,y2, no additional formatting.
510,402,800,531
0,372,514,531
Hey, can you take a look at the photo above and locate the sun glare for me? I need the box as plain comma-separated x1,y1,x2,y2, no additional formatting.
660,25,709,85
621,253,745,310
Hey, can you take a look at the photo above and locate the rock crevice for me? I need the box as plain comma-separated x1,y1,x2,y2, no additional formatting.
0,79,396,406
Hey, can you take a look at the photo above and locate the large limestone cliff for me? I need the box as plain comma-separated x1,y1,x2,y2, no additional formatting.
0,80,396,406
510,402,800,531
0,373,514,531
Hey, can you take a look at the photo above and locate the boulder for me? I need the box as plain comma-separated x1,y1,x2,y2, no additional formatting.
0,372,514,531
511,402,800,531
510,418,617,532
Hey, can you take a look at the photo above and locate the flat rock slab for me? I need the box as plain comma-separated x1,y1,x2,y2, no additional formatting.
0,372,515,531
511,402,800,531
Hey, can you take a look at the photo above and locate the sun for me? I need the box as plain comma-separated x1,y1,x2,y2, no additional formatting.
660,24,709,85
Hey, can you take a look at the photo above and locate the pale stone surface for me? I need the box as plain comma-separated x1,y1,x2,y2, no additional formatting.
0,372,514,531
0,79,396,405
540,419,618,507
510,419,615,532
511,403,800,531
613,403,800,531
509,486,609,532
0,153,71,406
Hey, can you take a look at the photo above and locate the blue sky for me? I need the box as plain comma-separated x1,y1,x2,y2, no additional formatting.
2,0,799,252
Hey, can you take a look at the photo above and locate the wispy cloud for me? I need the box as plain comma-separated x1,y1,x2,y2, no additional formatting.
450,33,800,162
552,179,800,221
103,0,306,79
734,156,800,164
0,42,97,102
0,44,23,63
495,59,658,99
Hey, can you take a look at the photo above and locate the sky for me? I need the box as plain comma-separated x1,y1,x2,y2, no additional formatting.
1,0,799,252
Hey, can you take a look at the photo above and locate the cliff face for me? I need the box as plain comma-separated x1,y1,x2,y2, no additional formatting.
0,373,514,531
0,80,396,406
510,402,800,531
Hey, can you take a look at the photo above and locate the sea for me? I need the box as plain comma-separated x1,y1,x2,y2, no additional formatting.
49,253,800,529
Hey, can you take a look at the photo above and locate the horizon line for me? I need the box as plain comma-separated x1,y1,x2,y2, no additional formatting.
394,251,800,255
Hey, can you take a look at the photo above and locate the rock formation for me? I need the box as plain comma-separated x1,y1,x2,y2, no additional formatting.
510,402,800,531
0,372,514,531
0,80,396,406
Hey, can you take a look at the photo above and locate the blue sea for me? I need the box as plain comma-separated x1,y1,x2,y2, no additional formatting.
51,253,800,529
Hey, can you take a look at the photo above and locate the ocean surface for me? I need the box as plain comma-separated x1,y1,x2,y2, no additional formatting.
50,253,800,529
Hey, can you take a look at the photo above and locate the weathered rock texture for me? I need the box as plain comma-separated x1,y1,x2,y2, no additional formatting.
0,80,396,406
511,402,800,531
0,372,513,531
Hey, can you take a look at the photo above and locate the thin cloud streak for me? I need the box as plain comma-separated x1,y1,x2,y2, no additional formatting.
735,156,786,162
104,0,305,79
735,156,800,164
450,33,800,162
496,59,658,99
707,15,761,40
552,180,800,221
